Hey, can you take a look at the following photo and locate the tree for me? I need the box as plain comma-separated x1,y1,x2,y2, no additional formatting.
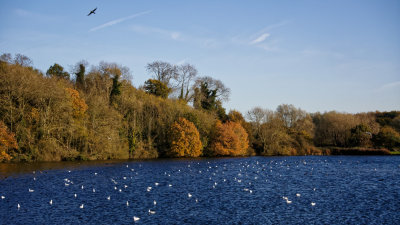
65,88,88,119
192,76,230,120
373,126,400,150
0,121,18,161
14,54,33,67
209,121,248,156
143,79,172,99
110,74,122,105
146,61,177,86
169,117,202,157
74,62,86,90
276,104,307,128
46,63,70,79
349,124,372,147
177,63,197,101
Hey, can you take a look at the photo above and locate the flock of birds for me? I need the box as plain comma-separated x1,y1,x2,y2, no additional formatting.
1,159,321,223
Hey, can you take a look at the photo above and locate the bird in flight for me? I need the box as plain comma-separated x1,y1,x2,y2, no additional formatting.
87,7,97,16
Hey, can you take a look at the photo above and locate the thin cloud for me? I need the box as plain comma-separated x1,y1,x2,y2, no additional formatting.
250,33,270,45
375,81,400,92
131,25,182,41
89,10,151,32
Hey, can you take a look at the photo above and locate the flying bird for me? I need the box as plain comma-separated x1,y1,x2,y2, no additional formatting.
87,7,97,16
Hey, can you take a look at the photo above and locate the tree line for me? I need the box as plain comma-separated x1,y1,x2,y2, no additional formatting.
0,53,399,162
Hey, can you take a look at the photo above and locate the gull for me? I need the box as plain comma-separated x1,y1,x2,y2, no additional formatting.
29,188,34,192
1,196,5,199
94,173,97,175
74,194,77,198
49,199,53,205
33,177,36,181
18,203,20,209
296,193,301,197
147,187,152,192
123,177,126,180
87,7,97,16
188,193,192,198
65,183,70,187
155,182,159,186
80,204,84,209
81,185,84,189
133,216,140,222
311,202,316,206
93,188,95,193
124,185,128,188
126,201,129,206
107,196,111,200
168,184,172,187
286,199,292,204
148,209,156,214
153,200,157,205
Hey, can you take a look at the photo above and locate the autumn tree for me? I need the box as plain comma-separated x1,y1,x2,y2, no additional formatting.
0,121,18,161
143,79,171,99
168,117,202,157
209,121,248,156
65,88,88,119
46,63,70,79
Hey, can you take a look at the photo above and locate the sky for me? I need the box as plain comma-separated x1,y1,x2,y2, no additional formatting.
1,0,399,114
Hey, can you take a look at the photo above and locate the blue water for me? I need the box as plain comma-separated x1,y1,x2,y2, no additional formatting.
1,156,400,224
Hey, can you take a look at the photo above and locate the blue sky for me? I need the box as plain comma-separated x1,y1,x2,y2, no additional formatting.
1,0,399,114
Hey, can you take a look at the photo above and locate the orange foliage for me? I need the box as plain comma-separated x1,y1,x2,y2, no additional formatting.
65,88,88,118
169,117,202,157
210,121,249,156
0,121,18,161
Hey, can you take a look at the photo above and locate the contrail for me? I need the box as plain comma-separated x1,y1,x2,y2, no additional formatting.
89,10,151,32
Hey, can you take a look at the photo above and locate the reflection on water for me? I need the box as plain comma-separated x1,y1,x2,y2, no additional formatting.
0,160,130,179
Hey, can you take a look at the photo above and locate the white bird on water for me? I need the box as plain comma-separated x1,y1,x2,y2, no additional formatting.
49,199,53,205
74,193,77,198
1,196,5,199
80,204,84,209
311,202,316,206
188,193,192,198
29,188,34,192
17,203,20,210
126,201,129,206
296,193,301,197
107,196,111,200
153,200,157,205
148,209,156,214
133,216,140,222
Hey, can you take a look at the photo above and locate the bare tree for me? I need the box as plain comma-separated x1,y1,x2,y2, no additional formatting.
177,63,197,101
146,61,177,86
14,54,33,67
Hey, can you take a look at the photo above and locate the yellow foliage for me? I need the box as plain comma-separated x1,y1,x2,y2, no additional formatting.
210,121,249,156
0,121,18,162
65,88,88,118
169,117,202,157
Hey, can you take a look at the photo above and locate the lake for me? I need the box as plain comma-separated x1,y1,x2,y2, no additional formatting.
1,156,399,224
